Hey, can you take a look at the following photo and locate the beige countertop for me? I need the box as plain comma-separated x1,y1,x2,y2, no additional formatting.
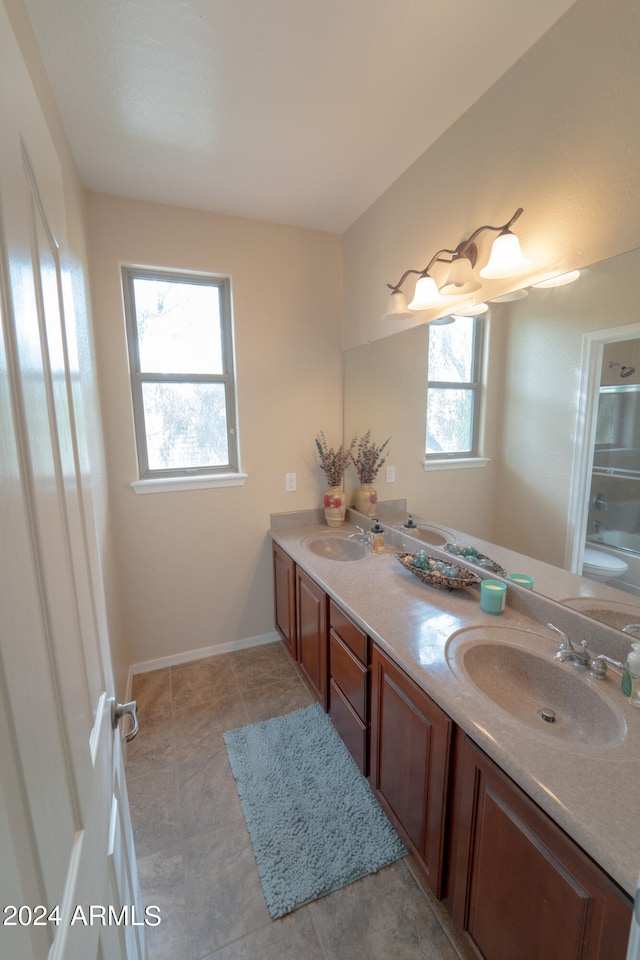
270,512,640,898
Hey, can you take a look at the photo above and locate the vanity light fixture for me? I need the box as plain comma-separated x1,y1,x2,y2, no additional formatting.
383,207,530,320
479,230,531,278
439,253,482,296
429,315,456,326
384,288,414,320
450,302,489,318
488,269,581,303
532,270,581,288
404,248,457,311
408,273,447,310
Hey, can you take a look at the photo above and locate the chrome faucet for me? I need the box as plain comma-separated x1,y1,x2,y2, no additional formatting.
589,654,625,680
622,623,640,637
547,623,591,667
348,525,369,543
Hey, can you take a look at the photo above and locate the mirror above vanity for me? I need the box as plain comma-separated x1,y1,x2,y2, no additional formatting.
343,245,640,634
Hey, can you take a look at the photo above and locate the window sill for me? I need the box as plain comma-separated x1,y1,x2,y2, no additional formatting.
422,457,490,472
130,472,249,495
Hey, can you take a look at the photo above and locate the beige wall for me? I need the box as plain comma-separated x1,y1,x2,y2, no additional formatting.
343,0,640,352
342,0,640,568
86,194,342,667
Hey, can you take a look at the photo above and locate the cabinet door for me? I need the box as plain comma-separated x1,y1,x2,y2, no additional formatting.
296,567,328,709
370,645,452,897
272,542,296,658
451,735,633,960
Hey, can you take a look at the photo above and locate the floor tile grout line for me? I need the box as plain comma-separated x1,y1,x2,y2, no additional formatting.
306,902,332,960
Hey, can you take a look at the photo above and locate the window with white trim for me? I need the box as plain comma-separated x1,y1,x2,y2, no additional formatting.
122,267,239,480
426,315,483,459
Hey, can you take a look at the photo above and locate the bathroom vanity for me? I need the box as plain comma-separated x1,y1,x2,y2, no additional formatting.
271,509,638,960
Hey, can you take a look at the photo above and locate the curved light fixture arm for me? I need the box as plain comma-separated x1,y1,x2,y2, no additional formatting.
387,248,456,293
456,207,524,260
383,208,527,315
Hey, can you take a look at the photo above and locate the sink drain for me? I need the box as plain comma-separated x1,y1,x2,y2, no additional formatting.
539,707,556,723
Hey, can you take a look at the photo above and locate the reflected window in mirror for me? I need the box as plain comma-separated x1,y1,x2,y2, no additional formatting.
426,315,483,460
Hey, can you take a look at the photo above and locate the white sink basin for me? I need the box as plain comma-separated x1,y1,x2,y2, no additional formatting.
561,596,640,632
446,626,626,747
397,521,453,546
414,526,450,546
305,536,368,561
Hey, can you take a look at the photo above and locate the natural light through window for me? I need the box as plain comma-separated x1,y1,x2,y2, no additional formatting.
426,315,483,460
123,268,240,484
134,279,224,375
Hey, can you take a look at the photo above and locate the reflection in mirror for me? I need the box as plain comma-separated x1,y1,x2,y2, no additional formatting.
343,247,640,633
583,337,640,602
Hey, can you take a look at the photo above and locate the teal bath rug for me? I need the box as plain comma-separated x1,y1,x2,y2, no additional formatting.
223,702,406,919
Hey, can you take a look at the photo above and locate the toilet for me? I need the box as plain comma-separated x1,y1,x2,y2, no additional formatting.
582,546,629,583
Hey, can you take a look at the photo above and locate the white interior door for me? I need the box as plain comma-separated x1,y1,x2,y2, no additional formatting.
0,6,144,959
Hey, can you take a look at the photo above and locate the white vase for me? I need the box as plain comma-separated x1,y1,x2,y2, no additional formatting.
354,483,377,518
323,486,346,527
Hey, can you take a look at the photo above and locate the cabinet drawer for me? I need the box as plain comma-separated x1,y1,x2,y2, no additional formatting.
329,678,368,774
329,600,368,664
330,630,368,721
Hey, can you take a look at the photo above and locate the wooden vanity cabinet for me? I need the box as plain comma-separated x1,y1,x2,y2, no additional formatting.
273,542,633,957
328,600,370,774
295,566,328,709
272,542,296,659
370,644,452,898
450,733,632,960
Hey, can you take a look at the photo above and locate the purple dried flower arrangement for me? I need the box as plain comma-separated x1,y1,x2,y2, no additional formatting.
351,430,391,484
314,432,355,488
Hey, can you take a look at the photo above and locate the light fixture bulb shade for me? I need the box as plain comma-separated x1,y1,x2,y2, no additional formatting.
489,288,529,303
383,289,413,320
451,302,489,317
408,275,444,311
439,256,482,296
532,270,581,289
479,231,531,279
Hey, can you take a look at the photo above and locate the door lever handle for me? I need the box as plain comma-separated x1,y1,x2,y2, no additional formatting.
111,699,139,743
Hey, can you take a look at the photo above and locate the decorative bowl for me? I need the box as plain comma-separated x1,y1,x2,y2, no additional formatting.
396,552,481,591
444,543,507,577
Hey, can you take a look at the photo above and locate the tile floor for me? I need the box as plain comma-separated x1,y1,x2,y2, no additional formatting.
126,641,467,960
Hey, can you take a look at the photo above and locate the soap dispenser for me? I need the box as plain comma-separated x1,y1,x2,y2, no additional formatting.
370,520,386,555
622,643,640,707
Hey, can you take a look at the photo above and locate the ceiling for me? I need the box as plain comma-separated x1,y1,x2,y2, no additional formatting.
23,0,577,233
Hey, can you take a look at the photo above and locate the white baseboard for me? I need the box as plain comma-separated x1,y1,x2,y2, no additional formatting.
129,630,281,677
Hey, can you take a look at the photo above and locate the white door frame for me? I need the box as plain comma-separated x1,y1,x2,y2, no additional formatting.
566,322,640,574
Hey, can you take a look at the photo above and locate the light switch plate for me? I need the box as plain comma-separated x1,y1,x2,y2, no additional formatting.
386,466,396,483
285,473,296,492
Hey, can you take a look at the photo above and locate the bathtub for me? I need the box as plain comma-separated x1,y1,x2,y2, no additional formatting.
590,530,640,553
